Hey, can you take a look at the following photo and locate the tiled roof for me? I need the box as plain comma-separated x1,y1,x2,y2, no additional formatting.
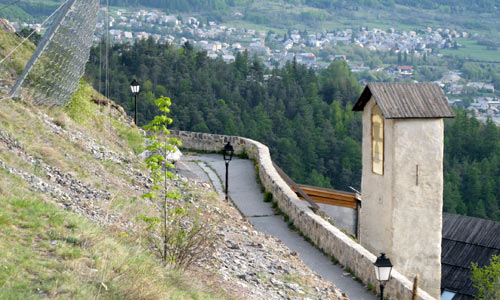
441,213,500,299
353,82,456,119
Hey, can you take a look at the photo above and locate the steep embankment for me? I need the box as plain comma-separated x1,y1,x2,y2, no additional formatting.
0,81,229,298
0,27,347,299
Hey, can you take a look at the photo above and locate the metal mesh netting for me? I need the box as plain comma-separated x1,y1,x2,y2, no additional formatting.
9,0,99,106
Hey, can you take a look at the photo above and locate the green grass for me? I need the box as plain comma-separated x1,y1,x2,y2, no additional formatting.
0,27,224,297
0,169,224,300
112,118,145,154
0,82,151,232
64,79,98,125
0,27,35,77
441,39,500,62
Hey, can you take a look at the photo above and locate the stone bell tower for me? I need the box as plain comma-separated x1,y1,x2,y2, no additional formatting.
352,82,455,298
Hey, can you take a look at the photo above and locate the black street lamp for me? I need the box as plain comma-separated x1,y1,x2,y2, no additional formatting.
130,79,140,125
222,141,234,201
374,253,393,300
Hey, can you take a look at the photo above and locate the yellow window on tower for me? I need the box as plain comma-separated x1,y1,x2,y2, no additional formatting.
372,105,384,175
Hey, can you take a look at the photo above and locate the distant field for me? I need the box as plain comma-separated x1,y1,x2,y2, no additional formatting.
441,38,500,62
220,1,499,39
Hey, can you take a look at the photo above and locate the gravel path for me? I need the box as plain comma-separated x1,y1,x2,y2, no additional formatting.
177,154,377,300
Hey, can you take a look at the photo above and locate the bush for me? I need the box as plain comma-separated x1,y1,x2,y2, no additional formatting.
264,192,273,203
140,204,219,270
471,255,500,299
65,79,96,125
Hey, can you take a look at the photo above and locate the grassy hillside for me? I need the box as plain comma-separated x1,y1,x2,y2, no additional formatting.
0,27,227,298
4,0,499,32
222,0,500,33
0,26,35,78
0,0,61,22
0,84,228,299
0,174,220,299
440,38,500,62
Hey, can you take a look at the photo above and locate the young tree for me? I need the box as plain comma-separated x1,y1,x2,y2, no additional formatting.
471,255,500,299
142,96,182,263
141,96,218,270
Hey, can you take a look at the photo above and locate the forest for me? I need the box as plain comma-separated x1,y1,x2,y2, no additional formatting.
84,38,499,221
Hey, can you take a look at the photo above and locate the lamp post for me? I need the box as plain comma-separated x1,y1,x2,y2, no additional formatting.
130,79,140,125
374,253,393,300
222,141,234,201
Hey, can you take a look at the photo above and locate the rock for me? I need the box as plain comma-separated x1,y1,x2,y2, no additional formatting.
237,274,247,281
139,146,182,163
0,19,15,33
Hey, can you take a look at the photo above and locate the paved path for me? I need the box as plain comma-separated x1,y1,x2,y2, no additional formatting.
176,154,376,300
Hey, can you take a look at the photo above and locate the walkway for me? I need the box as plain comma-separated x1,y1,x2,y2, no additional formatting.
176,154,376,300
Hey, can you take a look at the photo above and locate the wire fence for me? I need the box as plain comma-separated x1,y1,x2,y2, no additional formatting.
8,0,99,106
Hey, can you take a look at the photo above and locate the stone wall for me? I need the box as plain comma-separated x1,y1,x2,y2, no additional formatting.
172,130,437,300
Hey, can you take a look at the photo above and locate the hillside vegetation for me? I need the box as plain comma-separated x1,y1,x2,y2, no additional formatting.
0,29,225,299
85,39,500,221
0,85,230,299
3,0,499,34
0,88,344,299
0,26,35,78
0,0,61,22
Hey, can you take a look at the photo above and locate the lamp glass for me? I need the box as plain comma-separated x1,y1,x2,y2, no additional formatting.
130,79,140,94
374,265,392,281
223,142,234,162
374,253,393,282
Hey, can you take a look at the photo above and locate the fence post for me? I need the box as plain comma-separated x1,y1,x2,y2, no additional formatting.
412,275,419,300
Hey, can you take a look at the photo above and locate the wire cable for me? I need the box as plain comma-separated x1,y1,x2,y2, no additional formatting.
105,0,109,99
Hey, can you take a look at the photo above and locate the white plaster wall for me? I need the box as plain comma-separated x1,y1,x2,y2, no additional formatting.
358,97,443,299
392,119,443,299
359,97,395,257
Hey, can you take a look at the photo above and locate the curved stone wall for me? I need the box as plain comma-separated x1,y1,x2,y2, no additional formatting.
172,130,436,300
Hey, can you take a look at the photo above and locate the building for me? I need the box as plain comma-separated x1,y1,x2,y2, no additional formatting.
353,82,455,298
397,65,414,75
441,213,500,300
332,55,348,62
298,52,316,62
222,55,235,63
